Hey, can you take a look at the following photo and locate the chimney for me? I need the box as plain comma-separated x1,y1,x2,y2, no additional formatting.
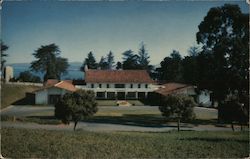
84,65,88,72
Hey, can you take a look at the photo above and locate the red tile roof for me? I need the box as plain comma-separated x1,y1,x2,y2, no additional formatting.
85,69,154,83
44,79,59,86
155,83,194,96
55,81,77,92
34,80,77,92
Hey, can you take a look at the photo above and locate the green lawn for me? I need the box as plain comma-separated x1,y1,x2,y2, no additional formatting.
96,100,145,106
1,106,218,126
1,84,41,109
1,128,248,158
96,100,118,106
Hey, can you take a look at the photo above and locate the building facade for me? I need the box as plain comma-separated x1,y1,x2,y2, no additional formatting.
33,80,77,105
4,66,13,82
76,69,157,100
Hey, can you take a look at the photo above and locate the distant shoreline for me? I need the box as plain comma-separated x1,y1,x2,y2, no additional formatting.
8,63,84,80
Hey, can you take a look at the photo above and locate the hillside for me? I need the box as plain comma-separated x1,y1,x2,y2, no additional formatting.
1,84,41,109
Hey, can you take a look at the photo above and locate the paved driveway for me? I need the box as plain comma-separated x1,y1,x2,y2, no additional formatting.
1,105,217,119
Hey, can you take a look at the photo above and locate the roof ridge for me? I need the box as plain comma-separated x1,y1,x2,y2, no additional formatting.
87,69,147,71
54,81,63,86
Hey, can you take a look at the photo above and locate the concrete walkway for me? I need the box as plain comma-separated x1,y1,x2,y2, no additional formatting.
1,121,244,132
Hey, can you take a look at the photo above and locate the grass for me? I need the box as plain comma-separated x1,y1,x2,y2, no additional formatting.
96,100,145,106
1,83,41,109
1,115,61,125
96,100,118,106
127,100,145,106
1,106,218,126
1,128,249,158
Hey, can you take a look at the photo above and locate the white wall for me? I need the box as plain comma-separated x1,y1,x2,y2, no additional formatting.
82,83,155,93
198,91,212,107
35,89,48,105
86,83,150,89
7,82,43,87
35,87,69,105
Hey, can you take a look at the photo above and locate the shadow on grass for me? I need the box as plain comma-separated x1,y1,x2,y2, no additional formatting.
19,116,61,124
12,93,35,105
191,119,218,126
179,137,248,143
84,114,194,128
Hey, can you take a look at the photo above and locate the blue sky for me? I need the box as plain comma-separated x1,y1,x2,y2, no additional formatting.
2,1,248,65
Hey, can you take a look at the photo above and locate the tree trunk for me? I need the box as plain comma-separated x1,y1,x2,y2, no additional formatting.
177,119,180,132
231,122,234,131
240,124,243,131
74,121,78,131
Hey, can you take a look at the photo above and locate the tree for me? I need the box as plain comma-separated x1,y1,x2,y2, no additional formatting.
98,56,109,70
30,44,69,81
80,51,98,71
188,46,200,57
182,46,201,85
122,50,140,70
159,95,196,131
18,71,41,83
55,57,69,80
55,90,98,131
196,4,249,120
220,93,248,131
116,61,122,70
1,42,8,76
138,42,151,70
107,51,115,69
156,50,183,82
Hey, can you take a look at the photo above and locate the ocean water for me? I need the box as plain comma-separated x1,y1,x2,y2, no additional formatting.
10,64,84,80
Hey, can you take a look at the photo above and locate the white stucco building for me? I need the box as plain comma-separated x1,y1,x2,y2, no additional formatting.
32,69,212,106
75,69,157,100
33,80,76,105
4,66,13,82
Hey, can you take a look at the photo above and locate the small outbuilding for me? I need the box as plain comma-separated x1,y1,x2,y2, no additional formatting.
154,82,212,107
33,80,77,105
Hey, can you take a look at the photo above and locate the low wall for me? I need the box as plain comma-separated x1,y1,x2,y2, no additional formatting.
5,82,43,87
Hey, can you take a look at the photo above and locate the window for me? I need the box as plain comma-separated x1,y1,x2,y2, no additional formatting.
96,92,105,99
145,84,148,88
107,84,110,88
115,84,125,88
107,92,115,99
99,84,102,88
126,92,136,99
138,84,141,88
130,84,133,88
91,84,94,88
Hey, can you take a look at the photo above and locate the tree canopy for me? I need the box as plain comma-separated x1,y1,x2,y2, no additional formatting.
138,42,151,70
18,71,41,83
122,50,140,70
116,61,122,70
159,95,196,131
55,90,98,131
98,56,109,70
30,44,69,81
80,51,98,71
156,50,183,82
196,4,249,103
107,51,115,69
97,51,115,70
